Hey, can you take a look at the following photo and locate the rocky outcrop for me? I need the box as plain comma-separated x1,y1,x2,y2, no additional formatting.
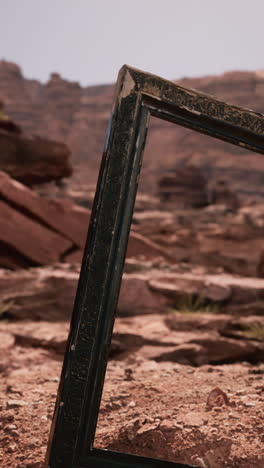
0,172,89,268
0,172,179,269
134,202,264,277
0,264,79,320
114,313,264,365
0,171,89,246
3,263,264,321
0,199,72,267
2,307,263,366
0,127,72,185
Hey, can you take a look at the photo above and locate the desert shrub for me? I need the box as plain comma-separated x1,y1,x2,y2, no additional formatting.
241,322,264,341
169,293,219,315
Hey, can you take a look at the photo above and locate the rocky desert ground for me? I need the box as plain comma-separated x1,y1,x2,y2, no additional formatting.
0,61,264,467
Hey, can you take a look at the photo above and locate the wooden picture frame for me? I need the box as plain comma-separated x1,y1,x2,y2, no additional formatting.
45,65,264,468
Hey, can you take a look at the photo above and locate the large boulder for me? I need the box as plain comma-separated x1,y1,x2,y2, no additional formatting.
0,199,72,267
0,171,89,247
0,98,72,184
0,172,90,268
0,128,72,185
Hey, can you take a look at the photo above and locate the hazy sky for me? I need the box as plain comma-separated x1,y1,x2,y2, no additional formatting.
1,0,264,86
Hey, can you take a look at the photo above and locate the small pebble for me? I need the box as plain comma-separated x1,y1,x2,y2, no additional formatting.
7,400,28,409
127,401,136,408
244,402,256,407
5,424,17,430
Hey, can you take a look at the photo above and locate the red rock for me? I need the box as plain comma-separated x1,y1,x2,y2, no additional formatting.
118,275,166,316
165,312,231,332
147,272,264,311
0,201,72,267
12,321,69,354
190,334,257,364
0,128,72,185
2,60,264,200
206,387,230,409
153,343,208,366
126,231,173,262
0,171,89,248
0,171,91,267
0,241,30,269
3,264,264,321
0,265,79,320
148,274,231,303
63,249,83,263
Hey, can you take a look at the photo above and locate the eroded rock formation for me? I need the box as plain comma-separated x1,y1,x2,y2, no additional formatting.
1,60,264,198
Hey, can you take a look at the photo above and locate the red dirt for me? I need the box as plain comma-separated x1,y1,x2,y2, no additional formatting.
0,320,264,468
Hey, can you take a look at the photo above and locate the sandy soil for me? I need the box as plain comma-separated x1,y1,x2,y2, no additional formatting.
0,321,264,468
96,359,264,467
0,341,60,468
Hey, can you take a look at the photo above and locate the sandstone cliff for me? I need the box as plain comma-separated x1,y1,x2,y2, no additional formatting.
1,60,264,198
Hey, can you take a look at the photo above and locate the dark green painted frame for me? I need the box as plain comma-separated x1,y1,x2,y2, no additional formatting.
45,66,264,468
